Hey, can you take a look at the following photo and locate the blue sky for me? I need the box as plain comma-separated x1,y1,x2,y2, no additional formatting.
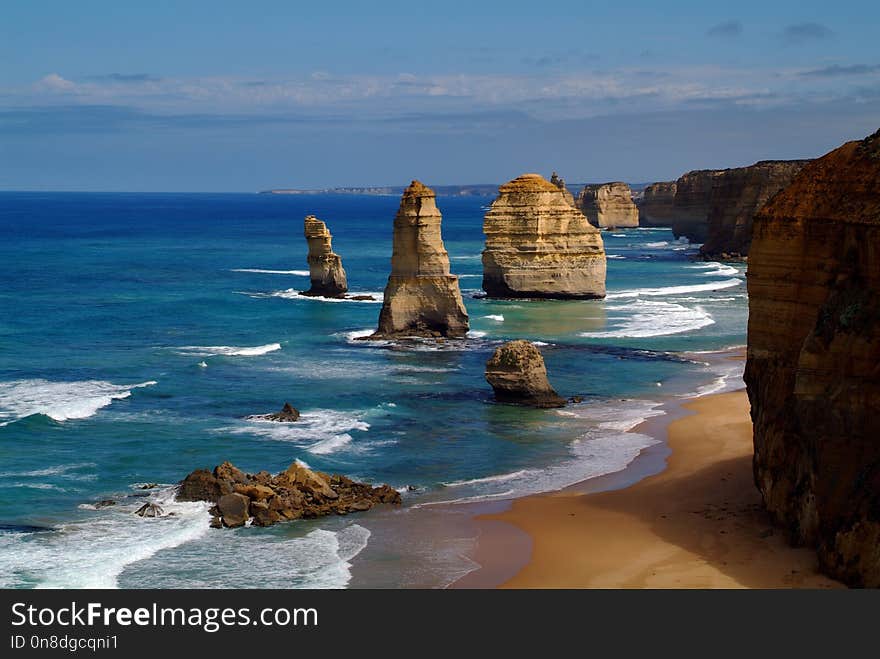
1,0,878,190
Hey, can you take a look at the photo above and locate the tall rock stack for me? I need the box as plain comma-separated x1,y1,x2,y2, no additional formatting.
745,129,880,587
700,160,810,259
301,215,348,298
549,171,577,208
482,174,606,299
371,181,469,338
638,181,677,227
577,182,639,228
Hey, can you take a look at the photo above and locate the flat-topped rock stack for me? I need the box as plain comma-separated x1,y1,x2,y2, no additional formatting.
577,182,639,228
482,174,606,299
301,215,348,298
371,181,469,338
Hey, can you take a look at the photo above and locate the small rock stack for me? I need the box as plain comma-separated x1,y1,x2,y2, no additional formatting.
301,215,348,298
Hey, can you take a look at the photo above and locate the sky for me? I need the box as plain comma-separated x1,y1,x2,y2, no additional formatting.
1,0,879,191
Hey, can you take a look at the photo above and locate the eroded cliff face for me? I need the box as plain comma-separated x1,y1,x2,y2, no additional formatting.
701,160,809,259
745,129,880,587
482,174,606,299
301,215,348,297
372,181,469,338
638,181,677,227
671,169,723,242
577,182,639,228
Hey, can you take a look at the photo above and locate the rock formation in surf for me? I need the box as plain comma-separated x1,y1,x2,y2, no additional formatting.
485,340,566,408
638,181,677,227
177,460,401,528
700,160,809,259
301,215,348,298
745,128,880,587
482,174,606,299
550,171,577,207
577,182,639,228
264,402,300,422
371,181,469,338
671,169,724,243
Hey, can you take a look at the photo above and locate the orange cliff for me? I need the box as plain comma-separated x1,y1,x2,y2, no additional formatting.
745,129,880,587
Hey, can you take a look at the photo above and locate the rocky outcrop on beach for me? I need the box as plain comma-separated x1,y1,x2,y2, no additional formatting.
745,129,880,587
485,340,566,408
482,174,606,299
638,181,677,227
671,169,724,243
371,181,469,338
301,215,348,298
550,171,577,208
176,460,401,528
577,182,639,228
700,160,810,259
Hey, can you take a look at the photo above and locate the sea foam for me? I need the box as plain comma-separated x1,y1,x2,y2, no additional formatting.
580,300,715,338
174,344,281,357
0,380,156,426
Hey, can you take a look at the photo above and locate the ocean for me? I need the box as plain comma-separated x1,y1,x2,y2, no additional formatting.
0,191,747,588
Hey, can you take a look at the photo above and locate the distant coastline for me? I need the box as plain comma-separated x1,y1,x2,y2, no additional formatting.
259,182,653,197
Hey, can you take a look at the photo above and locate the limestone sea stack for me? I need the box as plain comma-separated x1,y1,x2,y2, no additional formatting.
577,182,639,228
371,181,469,338
638,181,677,227
550,171,577,208
700,160,809,259
745,129,880,587
482,174,606,299
485,340,566,408
301,215,348,298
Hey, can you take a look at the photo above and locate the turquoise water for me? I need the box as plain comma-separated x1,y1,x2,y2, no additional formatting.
0,192,746,588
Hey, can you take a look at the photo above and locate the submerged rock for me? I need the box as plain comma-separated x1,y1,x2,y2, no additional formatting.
371,181,469,338
175,460,401,528
745,128,880,587
301,215,348,298
482,174,606,299
263,402,300,422
485,340,566,408
577,182,639,228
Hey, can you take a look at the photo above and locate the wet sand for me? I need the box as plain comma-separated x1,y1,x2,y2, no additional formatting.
456,390,842,588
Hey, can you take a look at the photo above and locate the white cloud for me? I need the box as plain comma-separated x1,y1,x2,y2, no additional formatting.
37,73,76,92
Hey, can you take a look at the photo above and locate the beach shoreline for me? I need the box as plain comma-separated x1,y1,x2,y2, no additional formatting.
453,388,843,589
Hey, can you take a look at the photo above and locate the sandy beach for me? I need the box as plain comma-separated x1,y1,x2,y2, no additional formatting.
459,390,842,589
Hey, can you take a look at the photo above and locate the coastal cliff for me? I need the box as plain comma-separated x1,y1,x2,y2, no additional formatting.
671,169,723,242
482,174,606,299
577,182,639,228
301,215,348,297
638,181,677,227
372,181,469,338
701,160,809,259
745,129,880,587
